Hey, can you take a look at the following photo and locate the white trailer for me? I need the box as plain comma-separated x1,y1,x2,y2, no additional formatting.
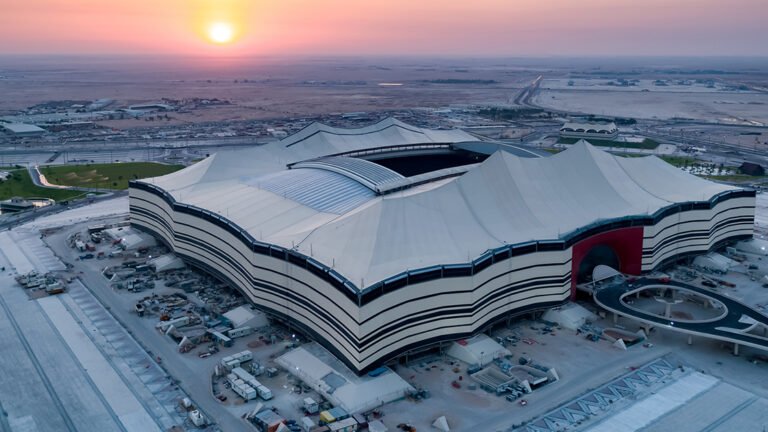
233,383,257,401
227,326,253,339
256,385,273,400
233,367,258,384
156,316,191,332
235,350,253,362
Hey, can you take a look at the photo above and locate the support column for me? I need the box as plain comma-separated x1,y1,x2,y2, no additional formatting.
613,313,619,324
664,303,672,319
687,335,693,345
733,343,740,356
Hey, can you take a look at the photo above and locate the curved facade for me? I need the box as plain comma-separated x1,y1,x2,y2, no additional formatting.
129,120,755,373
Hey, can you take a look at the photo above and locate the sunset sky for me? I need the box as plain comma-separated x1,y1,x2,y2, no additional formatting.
1,0,767,57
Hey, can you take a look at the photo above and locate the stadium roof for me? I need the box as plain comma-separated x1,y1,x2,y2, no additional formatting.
142,121,736,290
281,117,476,153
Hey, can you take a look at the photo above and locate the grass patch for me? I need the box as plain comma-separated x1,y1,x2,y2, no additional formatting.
658,155,701,167
0,169,86,201
41,162,184,190
703,174,766,183
558,137,659,150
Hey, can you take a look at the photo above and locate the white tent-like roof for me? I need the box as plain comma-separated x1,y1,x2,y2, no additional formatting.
276,345,413,413
141,121,737,291
445,334,510,366
432,416,450,432
735,238,768,256
223,305,269,329
561,121,618,134
148,254,185,273
693,253,736,273
542,303,598,331
592,265,622,283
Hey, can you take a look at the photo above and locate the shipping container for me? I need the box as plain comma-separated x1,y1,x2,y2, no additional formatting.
211,330,233,348
319,411,336,424
227,326,253,339
257,385,273,400
328,417,358,432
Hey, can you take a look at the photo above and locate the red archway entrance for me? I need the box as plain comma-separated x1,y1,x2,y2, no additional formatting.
571,227,643,298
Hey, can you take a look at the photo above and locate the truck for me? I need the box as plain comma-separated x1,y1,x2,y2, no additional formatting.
45,282,65,294
303,397,319,414
26,277,46,288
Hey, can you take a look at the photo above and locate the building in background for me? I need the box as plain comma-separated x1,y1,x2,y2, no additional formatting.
560,121,619,140
1,123,46,137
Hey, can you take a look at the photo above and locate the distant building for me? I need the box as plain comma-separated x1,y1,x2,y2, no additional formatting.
739,162,765,177
1,123,46,137
87,98,114,111
128,103,174,111
560,121,618,140
42,121,96,132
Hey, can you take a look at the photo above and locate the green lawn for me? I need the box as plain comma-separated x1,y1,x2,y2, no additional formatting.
703,174,765,183
41,162,184,190
658,155,701,167
558,137,659,150
0,169,86,201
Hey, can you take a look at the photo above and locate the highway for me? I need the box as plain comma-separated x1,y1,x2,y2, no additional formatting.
514,75,543,107
594,277,768,353
513,74,768,167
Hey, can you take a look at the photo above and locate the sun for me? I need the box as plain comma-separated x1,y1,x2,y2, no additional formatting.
208,22,234,44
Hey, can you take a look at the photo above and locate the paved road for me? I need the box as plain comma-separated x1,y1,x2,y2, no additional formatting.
514,75,543,107
4,135,273,154
0,188,123,232
594,277,768,352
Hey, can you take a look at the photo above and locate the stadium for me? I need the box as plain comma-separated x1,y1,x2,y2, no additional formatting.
129,118,755,373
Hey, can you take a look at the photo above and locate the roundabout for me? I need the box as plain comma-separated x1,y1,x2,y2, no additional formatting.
593,277,768,355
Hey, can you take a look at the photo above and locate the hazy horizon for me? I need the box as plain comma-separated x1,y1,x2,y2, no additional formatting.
2,0,767,57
